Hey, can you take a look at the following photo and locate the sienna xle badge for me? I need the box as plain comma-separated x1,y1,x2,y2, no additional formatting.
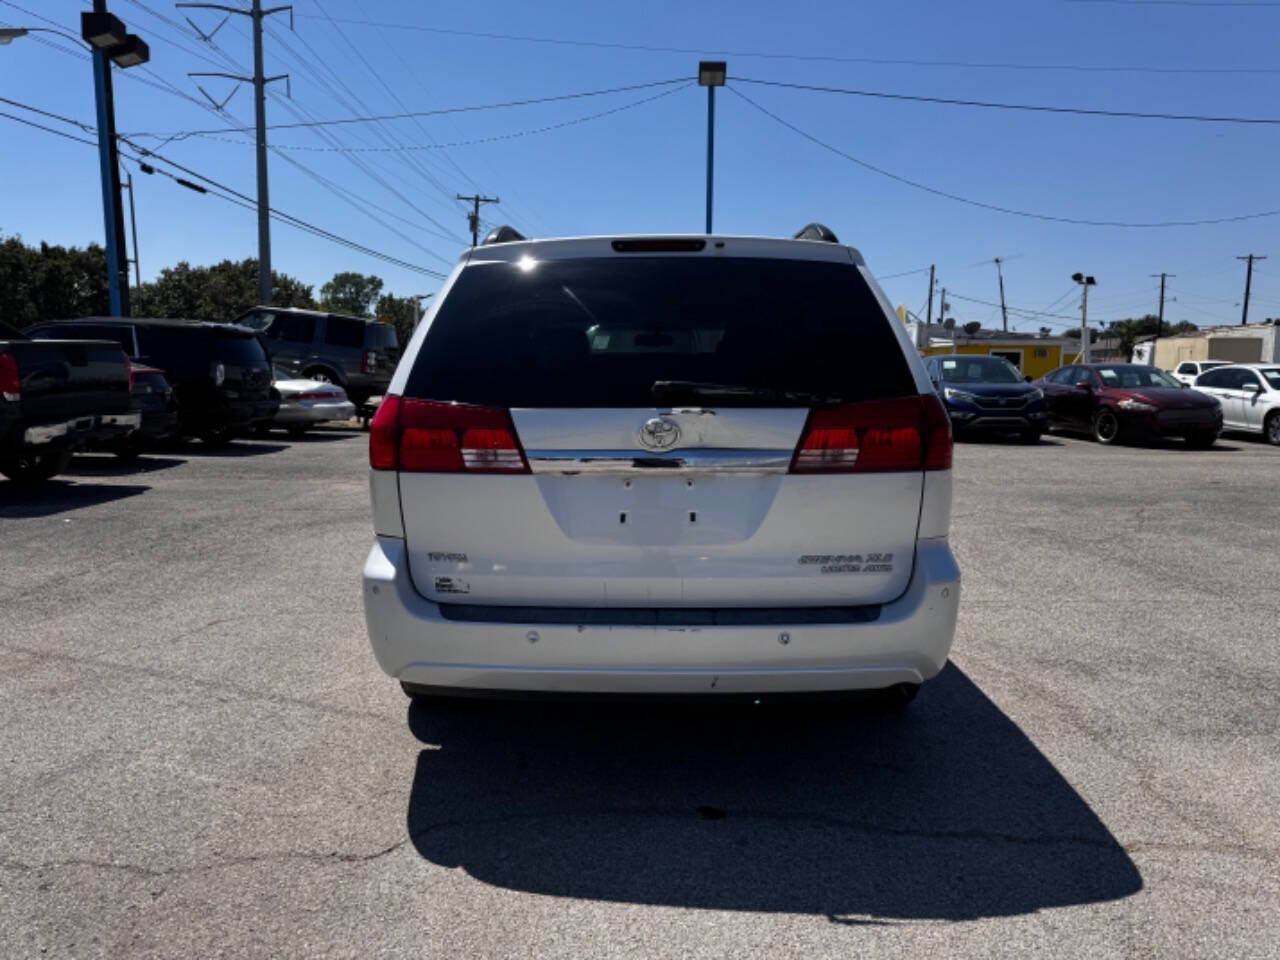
362,224,960,706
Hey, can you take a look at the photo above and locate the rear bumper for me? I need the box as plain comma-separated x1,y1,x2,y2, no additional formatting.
274,399,356,424
362,537,961,695
21,412,140,447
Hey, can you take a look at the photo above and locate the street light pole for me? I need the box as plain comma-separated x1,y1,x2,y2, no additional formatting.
1072,272,1097,363
697,62,726,235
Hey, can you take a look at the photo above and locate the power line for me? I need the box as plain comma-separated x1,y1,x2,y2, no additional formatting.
121,77,692,138
288,14,1280,75
733,75,1280,126
727,85,1280,228
0,104,446,278
174,81,692,152
1067,1,1280,7
875,266,932,280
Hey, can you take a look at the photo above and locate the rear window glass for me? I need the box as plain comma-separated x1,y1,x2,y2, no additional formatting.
405,258,914,407
214,332,269,366
324,316,366,348
367,323,398,349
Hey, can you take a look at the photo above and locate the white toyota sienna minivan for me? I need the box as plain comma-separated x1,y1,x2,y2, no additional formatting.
363,224,960,706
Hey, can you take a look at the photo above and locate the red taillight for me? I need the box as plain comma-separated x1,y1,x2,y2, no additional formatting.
292,389,341,401
0,351,19,401
790,395,952,474
369,396,529,474
362,350,377,374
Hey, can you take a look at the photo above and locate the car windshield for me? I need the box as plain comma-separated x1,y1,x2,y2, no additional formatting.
938,356,1021,384
1096,365,1180,389
1259,368,1280,389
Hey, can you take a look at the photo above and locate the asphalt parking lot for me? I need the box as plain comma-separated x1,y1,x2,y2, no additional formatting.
2,429,1277,958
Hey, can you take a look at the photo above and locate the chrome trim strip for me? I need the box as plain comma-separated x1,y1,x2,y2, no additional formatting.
526,448,793,475
23,422,69,444
99,413,141,428
23,412,141,444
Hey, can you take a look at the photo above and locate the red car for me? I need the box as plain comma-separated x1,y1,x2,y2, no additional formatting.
1036,363,1222,447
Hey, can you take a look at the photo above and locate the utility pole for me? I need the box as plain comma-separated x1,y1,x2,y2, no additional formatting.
1150,271,1174,344
1072,272,1097,363
456,194,500,247
1237,254,1267,326
994,257,1010,332
89,0,136,316
177,0,292,305
926,264,935,325
122,170,142,313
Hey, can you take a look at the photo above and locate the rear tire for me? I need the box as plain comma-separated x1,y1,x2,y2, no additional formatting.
875,682,920,710
0,448,72,486
200,427,233,447
1092,408,1121,445
112,438,143,461
1266,411,1280,447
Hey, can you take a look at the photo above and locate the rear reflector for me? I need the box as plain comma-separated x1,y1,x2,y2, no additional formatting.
611,239,706,253
791,394,952,473
370,395,529,474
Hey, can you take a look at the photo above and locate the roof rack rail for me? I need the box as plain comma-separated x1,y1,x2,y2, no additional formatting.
481,225,528,245
792,223,839,243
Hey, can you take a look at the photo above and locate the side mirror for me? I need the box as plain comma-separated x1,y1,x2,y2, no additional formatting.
1074,379,1094,392
1242,382,1261,394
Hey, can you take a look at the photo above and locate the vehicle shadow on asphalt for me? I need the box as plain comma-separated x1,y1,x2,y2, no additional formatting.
64,455,187,477
0,480,150,518
167,441,291,458
402,664,1142,922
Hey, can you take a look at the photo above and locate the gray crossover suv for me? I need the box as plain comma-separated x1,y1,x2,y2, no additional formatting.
235,307,399,407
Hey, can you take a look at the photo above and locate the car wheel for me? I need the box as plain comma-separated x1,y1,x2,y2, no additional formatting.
0,448,72,486
1266,411,1280,447
199,427,234,447
874,682,920,710
1092,408,1121,445
112,437,144,461
287,424,310,438
1184,431,1217,450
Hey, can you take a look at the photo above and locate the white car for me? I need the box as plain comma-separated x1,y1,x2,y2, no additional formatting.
1193,363,1280,444
361,226,959,707
270,370,356,437
1171,359,1231,387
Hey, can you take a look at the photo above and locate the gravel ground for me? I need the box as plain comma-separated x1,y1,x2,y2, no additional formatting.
1,427,1277,958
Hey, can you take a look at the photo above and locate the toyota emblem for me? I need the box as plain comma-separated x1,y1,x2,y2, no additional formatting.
638,417,681,450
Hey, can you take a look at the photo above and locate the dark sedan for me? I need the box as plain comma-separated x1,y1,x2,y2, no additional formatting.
925,354,1048,442
1036,363,1222,447
99,364,179,459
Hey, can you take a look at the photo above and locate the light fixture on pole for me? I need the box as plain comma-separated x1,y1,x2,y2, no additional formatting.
697,60,726,235
1072,272,1097,363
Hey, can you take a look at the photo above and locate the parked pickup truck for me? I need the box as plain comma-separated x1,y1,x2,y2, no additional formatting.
0,320,139,485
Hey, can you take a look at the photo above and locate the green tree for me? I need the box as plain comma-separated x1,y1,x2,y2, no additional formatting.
375,293,419,346
138,258,315,322
962,320,982,335
0,233,109,326
320,271,383,316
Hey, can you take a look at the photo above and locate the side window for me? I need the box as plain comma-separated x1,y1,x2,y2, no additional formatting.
1048,366,1078,385
1177,362,1196,376
1239,370,1262,390
272,313,315,344
1197,369,1224,388
323,316,365,349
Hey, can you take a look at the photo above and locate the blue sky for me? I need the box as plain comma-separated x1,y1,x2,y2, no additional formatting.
2,0,1279,332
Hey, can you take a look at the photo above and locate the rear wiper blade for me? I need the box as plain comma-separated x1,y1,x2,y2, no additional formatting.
651,380,845,406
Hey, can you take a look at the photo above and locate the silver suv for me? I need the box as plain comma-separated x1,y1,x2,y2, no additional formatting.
362,227,959,705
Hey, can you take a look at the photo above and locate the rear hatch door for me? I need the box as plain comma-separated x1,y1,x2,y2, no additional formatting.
397,249,930,608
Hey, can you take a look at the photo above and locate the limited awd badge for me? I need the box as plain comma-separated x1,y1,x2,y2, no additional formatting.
638,416,681,450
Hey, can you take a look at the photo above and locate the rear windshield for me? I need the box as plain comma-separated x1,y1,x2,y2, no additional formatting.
367,323,398,349
214,331,269,366
404,257,914,407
